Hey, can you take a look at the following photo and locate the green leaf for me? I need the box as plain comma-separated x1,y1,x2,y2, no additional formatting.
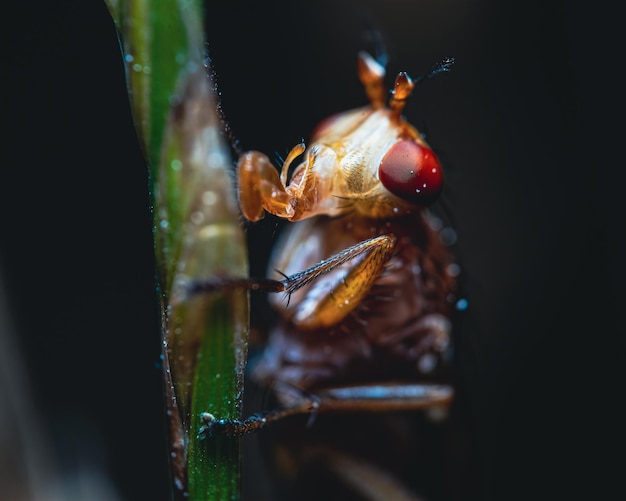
105,1,249,499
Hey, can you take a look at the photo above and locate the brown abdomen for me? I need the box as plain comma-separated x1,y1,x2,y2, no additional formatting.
252,213,457,391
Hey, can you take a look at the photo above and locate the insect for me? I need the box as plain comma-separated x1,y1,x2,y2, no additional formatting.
193,50,459,499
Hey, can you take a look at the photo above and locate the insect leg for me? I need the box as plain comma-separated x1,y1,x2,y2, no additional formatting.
285,233,397,330
198,391,319,438
297,383,453,412
279,141,306,186
237,150,294,221
199,381,453,438
174,234,395,311
170,276,284,305
237,145,329,222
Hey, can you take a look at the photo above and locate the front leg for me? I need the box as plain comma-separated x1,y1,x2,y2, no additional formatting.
238,143,322,222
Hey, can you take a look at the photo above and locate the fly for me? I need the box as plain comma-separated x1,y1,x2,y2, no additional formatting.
185,51,458,437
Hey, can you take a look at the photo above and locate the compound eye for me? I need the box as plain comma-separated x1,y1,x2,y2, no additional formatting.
379,139,443,206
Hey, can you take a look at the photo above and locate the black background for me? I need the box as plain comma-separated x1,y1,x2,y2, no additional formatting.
3,1,623,500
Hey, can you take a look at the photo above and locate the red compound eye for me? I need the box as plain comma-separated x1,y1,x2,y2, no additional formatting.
379,139,443,206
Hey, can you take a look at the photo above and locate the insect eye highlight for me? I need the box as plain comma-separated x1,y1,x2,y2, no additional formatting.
379,139,443,206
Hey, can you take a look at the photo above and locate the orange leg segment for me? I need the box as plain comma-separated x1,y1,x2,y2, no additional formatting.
237,142,316,222
237,150,293,221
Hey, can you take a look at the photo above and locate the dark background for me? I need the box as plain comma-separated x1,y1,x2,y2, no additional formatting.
3,1,623,500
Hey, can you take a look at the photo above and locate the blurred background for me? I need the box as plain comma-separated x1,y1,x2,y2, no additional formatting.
3,0,623,500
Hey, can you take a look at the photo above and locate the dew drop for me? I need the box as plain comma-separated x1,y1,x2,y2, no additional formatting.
427,214,443,231
447,262,461,277
202,191,217,205
190,211,204,225
439,227,457,246
418,353,437,374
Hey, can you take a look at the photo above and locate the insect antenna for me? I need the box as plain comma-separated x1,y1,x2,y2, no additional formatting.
389,72,415,119
358,51,387,108
389,58,454,119
414,57,455,85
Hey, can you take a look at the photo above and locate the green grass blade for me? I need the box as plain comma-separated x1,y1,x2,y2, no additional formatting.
105,1,249,500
